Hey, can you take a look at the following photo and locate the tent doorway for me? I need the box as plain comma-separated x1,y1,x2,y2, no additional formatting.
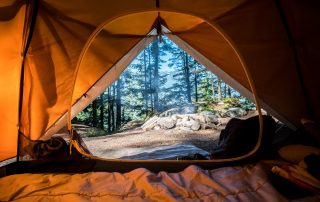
43,10,267,138
41,10,268,164
20,9,268,166
72,35,258,160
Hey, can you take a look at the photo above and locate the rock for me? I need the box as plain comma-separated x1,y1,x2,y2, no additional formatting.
198,111,219,124
224,107,247,117
141,116,159,131
190,115,206,124
156,117,176,129
141,108,228,131
190,119,201,131
200,123,218,130
176,116,188,127
176,116,201,131
215,109,228,118
218,117,232,125
218,117,231,125
206,115,219,124
171,115,178,121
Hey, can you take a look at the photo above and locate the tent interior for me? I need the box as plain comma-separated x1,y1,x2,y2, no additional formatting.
0,0,320,201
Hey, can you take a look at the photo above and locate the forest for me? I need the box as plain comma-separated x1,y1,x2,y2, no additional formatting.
73,36,255,133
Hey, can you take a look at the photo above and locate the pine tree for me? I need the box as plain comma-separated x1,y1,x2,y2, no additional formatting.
151,38,160,111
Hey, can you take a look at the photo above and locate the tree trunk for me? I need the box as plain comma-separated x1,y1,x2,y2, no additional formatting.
193,60,198,103
143,49,148,116
116,79,122,130
152,38,159,112
184,53,192,103
227,86,232,97
224,82,227,99
148,45,153,113
107,87,111,132
121,107,125,123
112,84,116,131
212,77,215,99
217,78,222,100
92,99,98,127
99,93,104,129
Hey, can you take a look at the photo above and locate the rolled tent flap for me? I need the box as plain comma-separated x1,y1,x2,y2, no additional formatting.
0,1,26,161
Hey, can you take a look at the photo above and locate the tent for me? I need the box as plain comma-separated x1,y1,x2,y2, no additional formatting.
0,0,319,167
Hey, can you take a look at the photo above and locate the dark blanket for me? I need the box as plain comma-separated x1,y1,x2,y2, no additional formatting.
212,115,276,159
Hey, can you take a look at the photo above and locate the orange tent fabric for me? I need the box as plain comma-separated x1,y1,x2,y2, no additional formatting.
0,0,319,161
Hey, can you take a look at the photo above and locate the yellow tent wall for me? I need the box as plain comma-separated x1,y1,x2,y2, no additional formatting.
0,1,26,160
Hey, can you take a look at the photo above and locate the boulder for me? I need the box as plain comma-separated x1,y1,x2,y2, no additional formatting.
218,117,232,125
190,119,201,131
200,123,218,130
156,117,176,129
176,116,201,131
141,108,224,131
224,107,247,118
189,114,206,124
199,111,219,124
171,115,178,121
141,116,159,131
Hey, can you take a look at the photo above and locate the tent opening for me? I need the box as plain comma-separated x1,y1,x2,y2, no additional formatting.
70,35,268,160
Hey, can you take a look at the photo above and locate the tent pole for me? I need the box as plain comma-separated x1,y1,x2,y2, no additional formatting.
274,0,314,120
17,0,39,162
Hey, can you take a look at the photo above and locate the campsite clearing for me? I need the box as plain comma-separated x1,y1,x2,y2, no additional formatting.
83,128,220,159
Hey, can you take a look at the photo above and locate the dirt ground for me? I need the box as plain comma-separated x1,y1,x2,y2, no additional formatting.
82,111,261,159
83,128,221,159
